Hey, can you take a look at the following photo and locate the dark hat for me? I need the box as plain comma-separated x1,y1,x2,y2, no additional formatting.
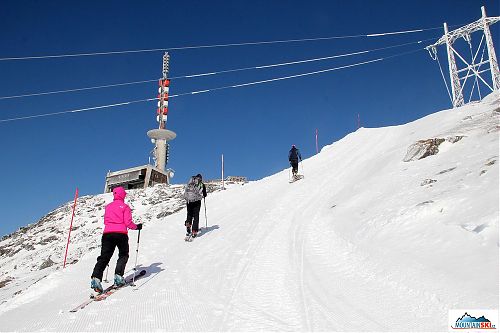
195,173,202,179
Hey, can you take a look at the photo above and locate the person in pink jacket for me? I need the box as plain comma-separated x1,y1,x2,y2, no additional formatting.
90,187,142,293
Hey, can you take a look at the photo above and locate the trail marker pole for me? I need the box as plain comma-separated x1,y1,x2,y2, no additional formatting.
63,188,78,269
315,129,319,154
222,154,225,190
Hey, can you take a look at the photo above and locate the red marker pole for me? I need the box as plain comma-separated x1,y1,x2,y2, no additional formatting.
63,188,78,269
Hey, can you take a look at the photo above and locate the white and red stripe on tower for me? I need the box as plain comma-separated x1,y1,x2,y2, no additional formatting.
157,52,170,129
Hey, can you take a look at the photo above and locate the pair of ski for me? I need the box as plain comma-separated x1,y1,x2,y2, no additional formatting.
184,233,198,242
184,229,203,242
289,174,304,183
69,269,146,313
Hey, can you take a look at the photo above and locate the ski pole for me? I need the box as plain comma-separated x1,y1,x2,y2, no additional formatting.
203,197,208,229
132,229,141,286
104,264,109,283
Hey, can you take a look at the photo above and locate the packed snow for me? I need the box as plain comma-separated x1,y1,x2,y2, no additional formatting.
0,92,498,331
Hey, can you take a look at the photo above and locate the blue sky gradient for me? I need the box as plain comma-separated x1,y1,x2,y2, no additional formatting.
0,0,498,237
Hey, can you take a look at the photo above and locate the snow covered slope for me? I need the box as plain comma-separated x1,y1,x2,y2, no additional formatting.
0,184,189,301
0,92,498,331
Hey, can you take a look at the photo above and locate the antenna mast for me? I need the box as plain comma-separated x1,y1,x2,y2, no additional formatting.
147,52,176,172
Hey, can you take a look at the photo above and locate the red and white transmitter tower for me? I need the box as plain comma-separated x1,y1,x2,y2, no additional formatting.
147,52,177,173
103,53,176,192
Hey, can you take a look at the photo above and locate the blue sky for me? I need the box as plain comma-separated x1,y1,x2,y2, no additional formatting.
0,0,498,237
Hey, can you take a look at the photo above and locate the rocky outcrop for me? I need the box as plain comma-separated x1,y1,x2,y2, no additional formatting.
404,136,464,162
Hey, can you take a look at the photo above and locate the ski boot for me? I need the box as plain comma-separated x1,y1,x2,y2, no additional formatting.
185,221,192,235
114,274,126,288
91,277,103,293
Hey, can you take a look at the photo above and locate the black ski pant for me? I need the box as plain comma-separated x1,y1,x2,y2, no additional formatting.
290,160,299,174
91,233,129,280
185,200,202,233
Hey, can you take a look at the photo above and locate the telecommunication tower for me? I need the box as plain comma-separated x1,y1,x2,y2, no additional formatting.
103,53,176,192
147,52,177,171
426,6,499,108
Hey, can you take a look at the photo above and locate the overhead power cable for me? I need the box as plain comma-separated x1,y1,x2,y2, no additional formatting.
0,24,459,62
0,47,424,124
0,79,158,100
0,98,154,123
172,37,435,77
0,37,437,101
170,48,424,98
170,58,384,97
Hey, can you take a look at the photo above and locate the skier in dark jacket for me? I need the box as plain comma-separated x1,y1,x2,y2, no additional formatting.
288,145,302,176
183,174,207,238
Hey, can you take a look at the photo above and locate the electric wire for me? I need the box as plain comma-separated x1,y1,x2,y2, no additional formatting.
170,58,384,97
0,24,459,62
171,36,436,77
0,98,154,123
172,48,424,97
0,37,437,100
436,55,453,103
0,79,158,100
0,47,425,123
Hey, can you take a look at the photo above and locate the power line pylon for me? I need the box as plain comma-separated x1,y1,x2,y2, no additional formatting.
426,6,499,108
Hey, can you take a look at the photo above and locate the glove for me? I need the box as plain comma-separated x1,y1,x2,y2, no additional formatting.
136,223,143,230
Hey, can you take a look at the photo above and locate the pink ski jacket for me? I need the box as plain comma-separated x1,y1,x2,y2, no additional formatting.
103,187,138,234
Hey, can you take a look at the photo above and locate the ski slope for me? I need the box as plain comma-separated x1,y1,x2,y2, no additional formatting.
0,92,498,331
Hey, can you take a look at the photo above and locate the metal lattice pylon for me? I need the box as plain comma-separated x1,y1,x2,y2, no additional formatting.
426,6,499,108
